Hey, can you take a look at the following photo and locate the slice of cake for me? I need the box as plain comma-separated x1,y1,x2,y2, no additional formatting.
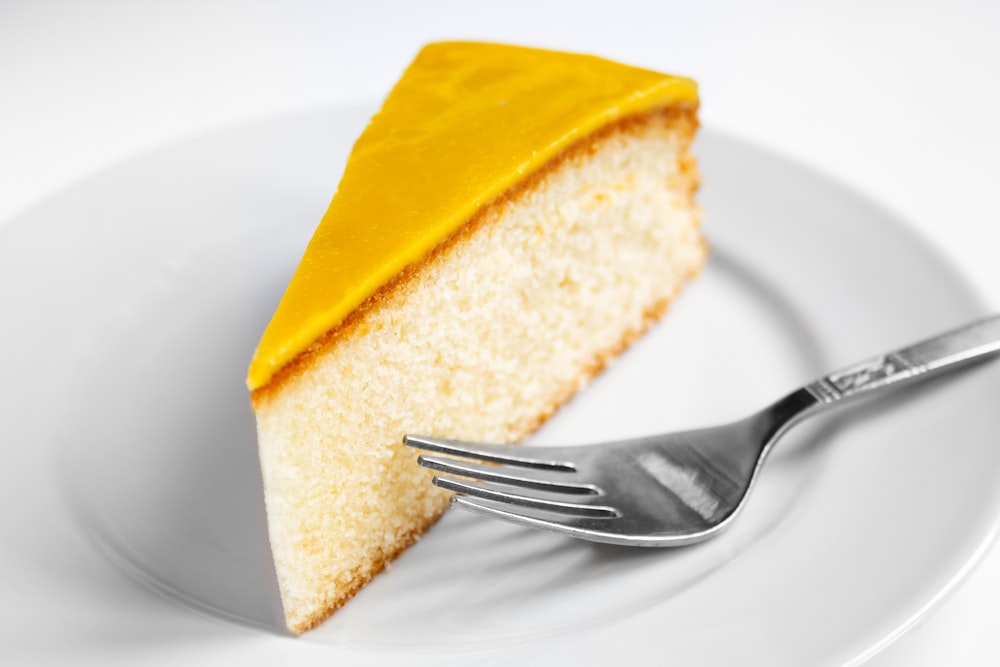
248,41,705,634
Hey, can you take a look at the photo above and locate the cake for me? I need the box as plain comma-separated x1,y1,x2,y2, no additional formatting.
248,41,705,634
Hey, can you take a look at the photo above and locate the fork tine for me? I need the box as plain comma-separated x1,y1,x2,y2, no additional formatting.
452,495,578,533
404,434,576,470
418,454,597,495
451,496,668,547
452,496,623,540
432,475,618,517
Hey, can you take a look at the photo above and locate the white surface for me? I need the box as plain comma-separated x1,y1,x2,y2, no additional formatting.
3,1,1000,663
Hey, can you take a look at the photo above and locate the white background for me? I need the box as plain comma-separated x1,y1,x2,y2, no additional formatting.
2,1,998,663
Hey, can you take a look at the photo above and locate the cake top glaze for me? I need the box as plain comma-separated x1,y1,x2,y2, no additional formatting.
247,41,698,391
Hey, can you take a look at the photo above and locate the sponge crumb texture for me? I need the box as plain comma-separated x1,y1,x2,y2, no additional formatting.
252,107,704,634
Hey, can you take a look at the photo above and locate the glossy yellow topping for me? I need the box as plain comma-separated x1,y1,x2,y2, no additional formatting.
248,41,697,390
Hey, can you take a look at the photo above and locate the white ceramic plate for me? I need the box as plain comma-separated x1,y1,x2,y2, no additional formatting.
2,105,999,666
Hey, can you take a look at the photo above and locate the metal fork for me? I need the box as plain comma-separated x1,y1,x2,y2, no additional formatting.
405,315,1000,546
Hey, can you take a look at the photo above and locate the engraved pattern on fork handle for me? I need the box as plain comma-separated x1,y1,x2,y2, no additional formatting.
806,314,1000,405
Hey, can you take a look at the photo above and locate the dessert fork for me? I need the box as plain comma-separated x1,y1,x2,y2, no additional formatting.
405,315,1000,546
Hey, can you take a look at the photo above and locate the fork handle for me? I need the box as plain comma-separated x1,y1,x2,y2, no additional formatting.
804,314,1000,407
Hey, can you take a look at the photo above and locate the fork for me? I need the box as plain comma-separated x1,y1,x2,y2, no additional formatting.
405,314,1000,546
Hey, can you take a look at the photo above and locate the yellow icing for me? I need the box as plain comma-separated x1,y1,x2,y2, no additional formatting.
247,41,698,390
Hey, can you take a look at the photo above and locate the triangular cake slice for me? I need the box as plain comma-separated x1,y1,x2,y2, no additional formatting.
248,42,705,634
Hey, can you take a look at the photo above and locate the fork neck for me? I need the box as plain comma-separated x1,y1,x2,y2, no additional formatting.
752,387,822,446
